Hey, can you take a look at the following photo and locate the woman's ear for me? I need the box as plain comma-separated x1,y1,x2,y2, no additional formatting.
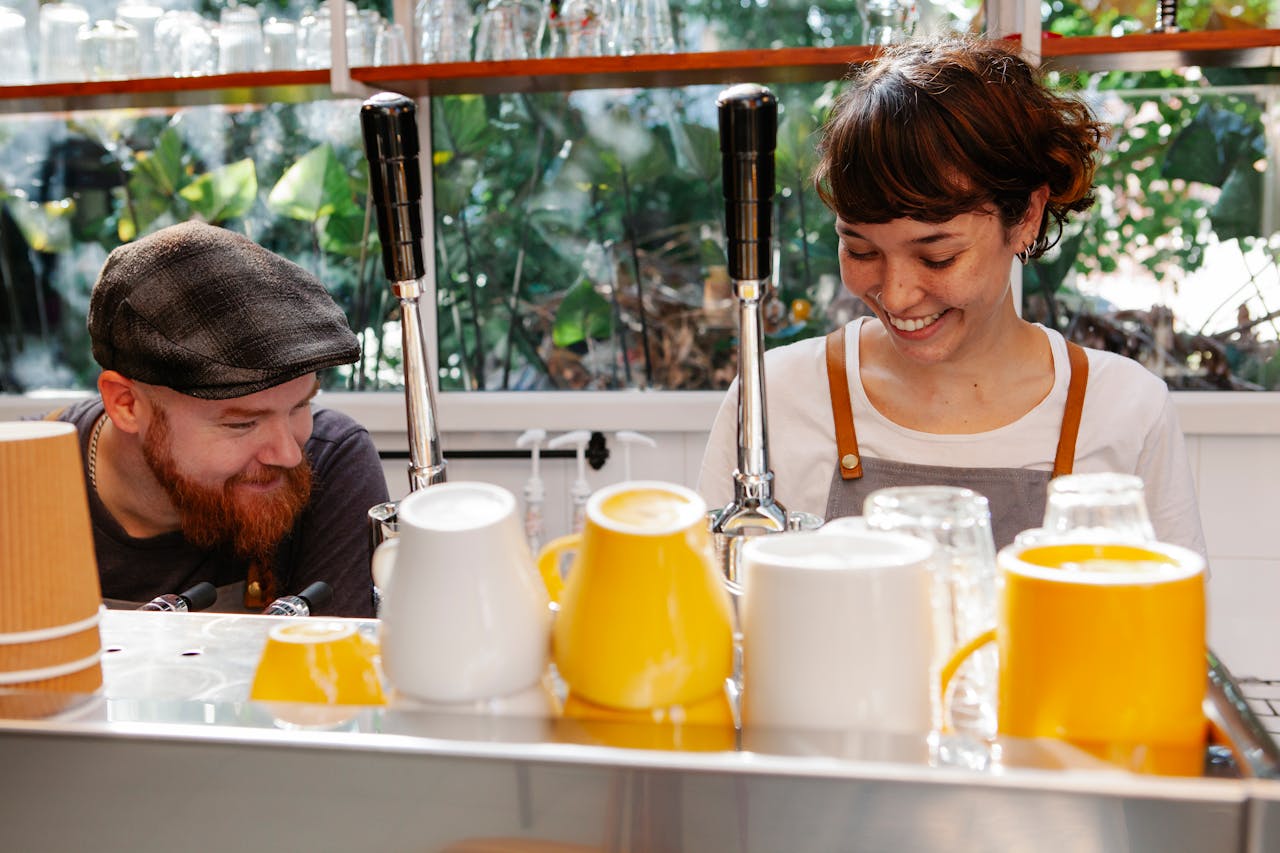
1023,184,1051,245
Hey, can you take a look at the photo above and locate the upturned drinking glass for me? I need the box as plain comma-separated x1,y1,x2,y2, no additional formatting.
1042,472,1157,542
859,0,914,45
0,6,33,84
38,2,90,82
863,485,998,740
475,0,546,61
415,0,475,62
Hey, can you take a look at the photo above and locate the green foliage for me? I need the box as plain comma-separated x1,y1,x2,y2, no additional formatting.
553,278,613,347
178,159,258,224
267,143,361,222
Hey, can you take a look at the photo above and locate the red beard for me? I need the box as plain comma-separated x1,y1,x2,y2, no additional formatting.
141,407,312,572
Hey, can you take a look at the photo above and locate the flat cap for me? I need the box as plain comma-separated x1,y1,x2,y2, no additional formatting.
89,221,360,400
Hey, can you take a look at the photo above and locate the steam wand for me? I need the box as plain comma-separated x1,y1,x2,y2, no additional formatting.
360,92,447,492
709,84,788,543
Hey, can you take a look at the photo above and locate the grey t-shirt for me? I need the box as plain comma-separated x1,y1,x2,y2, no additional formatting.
57,398,388,617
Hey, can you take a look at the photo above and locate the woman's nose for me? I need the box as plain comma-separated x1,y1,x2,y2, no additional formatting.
876,261,921,314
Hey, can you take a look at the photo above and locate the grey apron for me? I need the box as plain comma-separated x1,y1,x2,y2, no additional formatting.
821,327,1090,551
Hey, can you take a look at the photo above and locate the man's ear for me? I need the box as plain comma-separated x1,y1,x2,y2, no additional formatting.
98,371,145,435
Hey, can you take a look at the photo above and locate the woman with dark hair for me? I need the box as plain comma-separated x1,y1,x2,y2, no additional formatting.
698,35,1205,553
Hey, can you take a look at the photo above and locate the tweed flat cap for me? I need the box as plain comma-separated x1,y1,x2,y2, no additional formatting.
89,221,359,400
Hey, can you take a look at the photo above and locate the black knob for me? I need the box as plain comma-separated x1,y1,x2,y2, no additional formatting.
717,84,778,283
296,580,334,611
179,582,217,612
360,92,426,283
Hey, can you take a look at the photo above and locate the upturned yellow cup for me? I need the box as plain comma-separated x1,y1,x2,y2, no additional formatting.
943,540,1207,775
250,621,386,707
537,481,733,712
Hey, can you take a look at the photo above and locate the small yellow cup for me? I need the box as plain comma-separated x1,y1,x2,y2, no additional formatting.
537,481,733,712
943,540,1207,775
250,621,386,708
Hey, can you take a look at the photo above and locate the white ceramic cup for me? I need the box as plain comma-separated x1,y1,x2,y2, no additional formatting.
740,529,935,733
377,481,551,704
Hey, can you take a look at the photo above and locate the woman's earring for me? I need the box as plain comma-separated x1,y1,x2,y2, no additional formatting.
1015,242,1034,264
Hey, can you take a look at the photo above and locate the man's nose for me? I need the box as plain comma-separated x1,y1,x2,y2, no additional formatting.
257,419,304,468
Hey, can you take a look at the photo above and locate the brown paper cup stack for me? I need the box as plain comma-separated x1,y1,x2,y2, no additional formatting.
0,421,104,717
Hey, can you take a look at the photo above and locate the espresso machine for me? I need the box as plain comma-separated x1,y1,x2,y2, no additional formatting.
359,92,448,547
708,83,821,588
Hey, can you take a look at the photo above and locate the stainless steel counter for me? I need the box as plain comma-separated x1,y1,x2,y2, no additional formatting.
0,611,1269,853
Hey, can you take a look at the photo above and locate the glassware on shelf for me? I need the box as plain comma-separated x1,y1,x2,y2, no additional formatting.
78,18,140,80
859,0,915,45
415,0,475,63
547,0,609,58
475,0,547,61
263,17,300,70
349,7,382,66
37,2,90,82
218,6,265,74
115,0,162,76
155,10,216,76
299,5,332,69
0,6,33,84
613,0,674,55
373,20,411,65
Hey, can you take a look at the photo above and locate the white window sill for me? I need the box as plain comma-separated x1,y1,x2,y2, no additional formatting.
3,390,1279,437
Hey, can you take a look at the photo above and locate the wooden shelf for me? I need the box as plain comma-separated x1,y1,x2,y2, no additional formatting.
0,70,333,116
351,46,879,96
1040,29,1280,72
2,31,1280,113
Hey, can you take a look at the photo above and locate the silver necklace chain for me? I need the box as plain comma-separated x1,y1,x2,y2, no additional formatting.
87,413,106,489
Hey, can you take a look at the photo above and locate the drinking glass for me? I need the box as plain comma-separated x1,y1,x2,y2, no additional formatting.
474,0,545,61
859,0,914,45
547,0,607,57
115,0,162,76
863,485,998,739
0,6,33,84
78,18,140,80
349,8,382,66
612,0,673,55
1042,472,1157,542
414,0,474,62
38,2,89,82
262,17,300,70
155,10,216,76
298,5,332,69
219,6,264,73
374,21,410,65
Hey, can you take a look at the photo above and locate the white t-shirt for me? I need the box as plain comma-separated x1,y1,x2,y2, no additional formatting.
697,317,1206,557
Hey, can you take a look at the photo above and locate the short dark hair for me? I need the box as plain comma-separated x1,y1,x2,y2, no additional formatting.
813,35,1108,257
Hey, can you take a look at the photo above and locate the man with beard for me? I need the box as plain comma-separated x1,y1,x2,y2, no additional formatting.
49,221,388,616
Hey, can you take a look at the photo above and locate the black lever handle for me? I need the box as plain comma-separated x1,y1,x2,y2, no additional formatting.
717,84,778,283
360,92,426,283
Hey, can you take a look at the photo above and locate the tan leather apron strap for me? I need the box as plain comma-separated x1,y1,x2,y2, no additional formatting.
42,407,66,421
1052,342,1090,478
825,326,863,480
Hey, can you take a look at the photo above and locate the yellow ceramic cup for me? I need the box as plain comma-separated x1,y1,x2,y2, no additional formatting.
250,621,386,707
537,481,734,712
943,540,1207,775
